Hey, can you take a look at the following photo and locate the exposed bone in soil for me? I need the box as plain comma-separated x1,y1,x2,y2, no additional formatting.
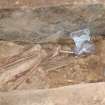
0,36,104,91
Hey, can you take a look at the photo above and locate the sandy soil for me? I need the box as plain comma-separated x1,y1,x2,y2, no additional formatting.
0,1,105,105
39,37,105,88
0,36,104,91
0,0,104,9
1,82,105,105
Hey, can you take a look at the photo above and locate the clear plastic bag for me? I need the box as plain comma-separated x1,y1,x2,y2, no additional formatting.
70,28,95,55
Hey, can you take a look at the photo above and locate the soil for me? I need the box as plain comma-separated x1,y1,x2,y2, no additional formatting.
0,0,104,9
0,1,105,105
40,37,105,88
0,0,100,9
0,36,105,91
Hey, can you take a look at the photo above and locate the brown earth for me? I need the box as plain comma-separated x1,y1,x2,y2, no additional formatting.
1,83,105,105
0,0,105,105
0,0,105,9
0,36,105,91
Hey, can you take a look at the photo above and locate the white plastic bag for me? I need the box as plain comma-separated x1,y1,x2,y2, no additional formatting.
70,28,95,55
